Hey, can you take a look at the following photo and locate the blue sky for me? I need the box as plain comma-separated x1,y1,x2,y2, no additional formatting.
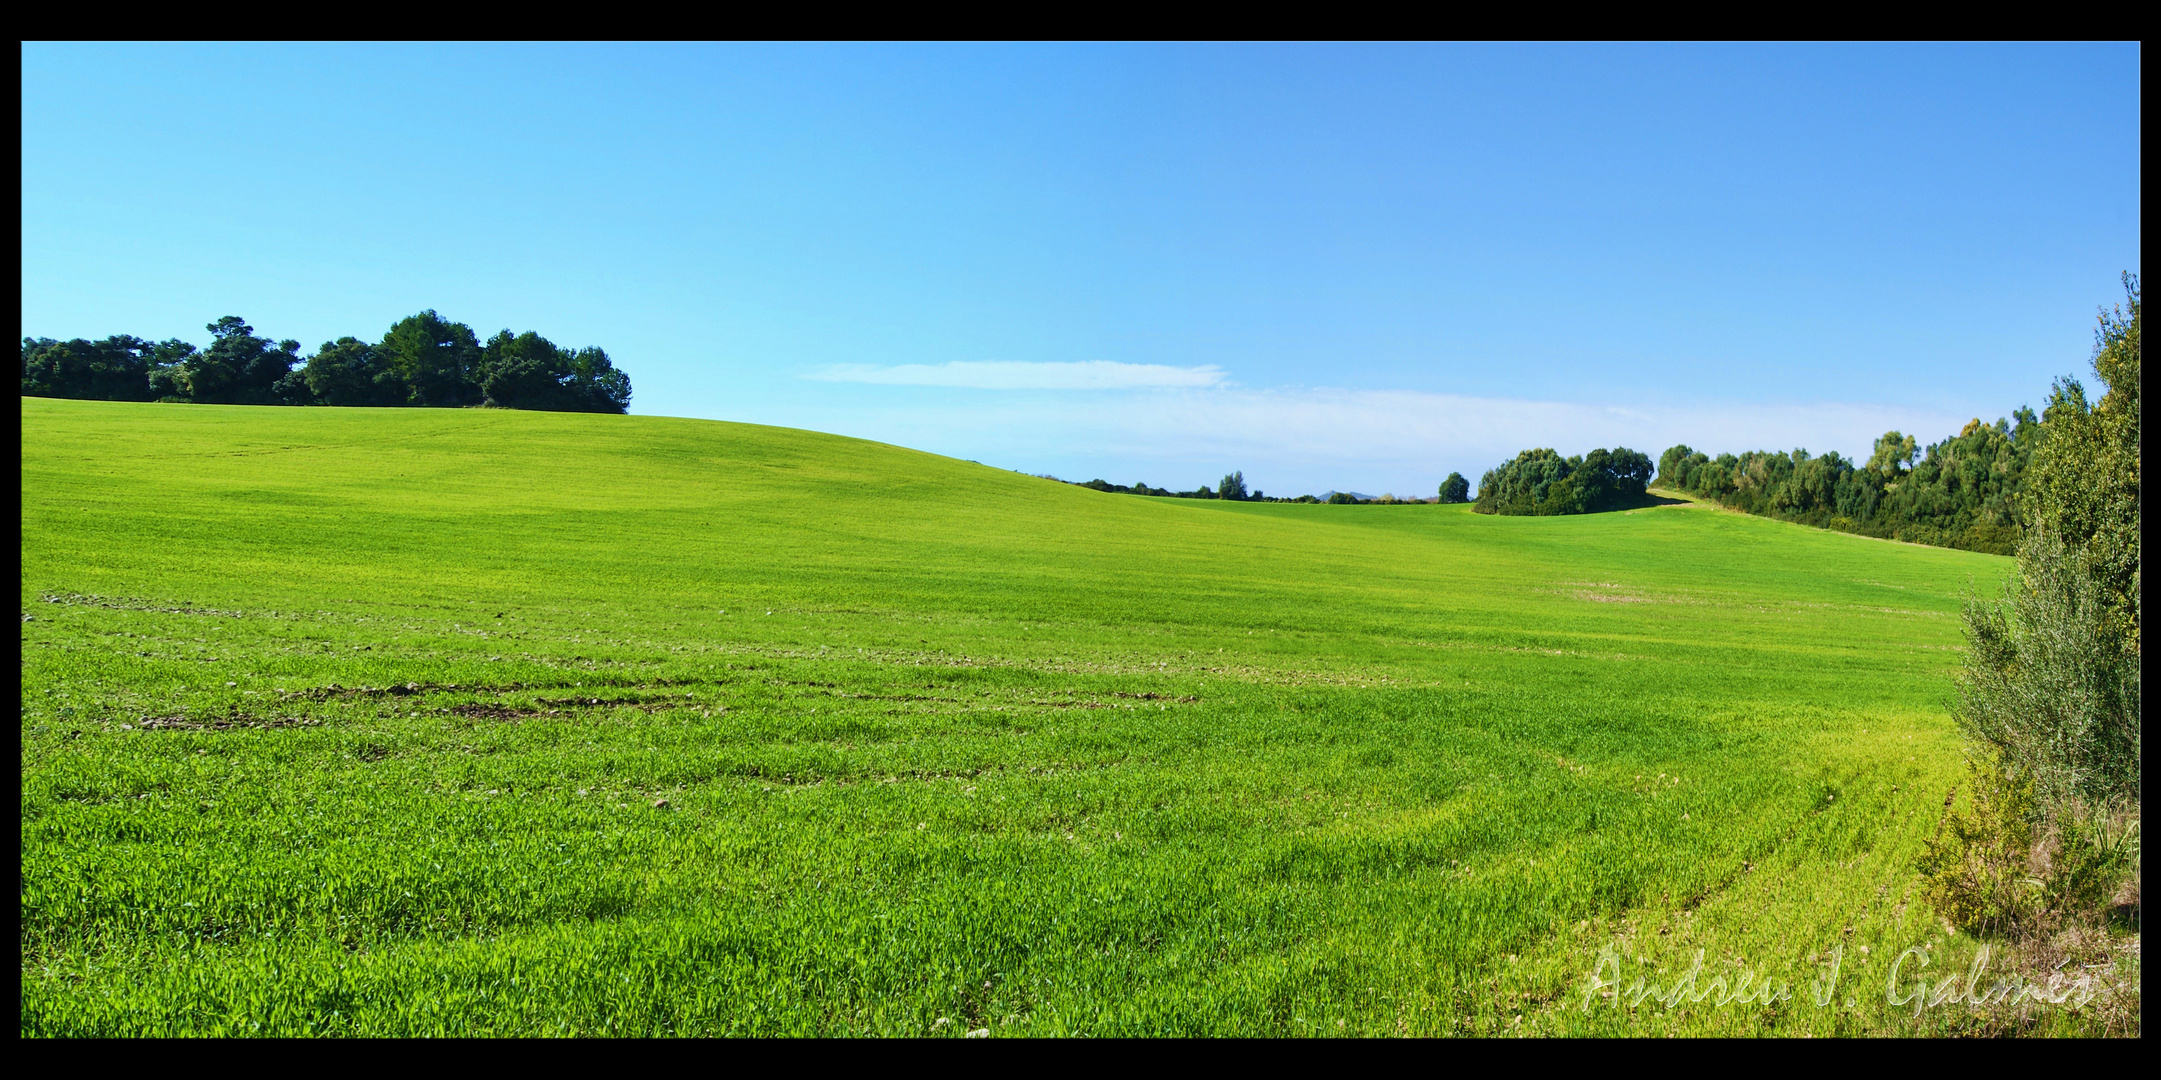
21,42,2140,496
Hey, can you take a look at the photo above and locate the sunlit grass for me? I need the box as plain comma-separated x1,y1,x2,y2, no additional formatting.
26,397,2099,1036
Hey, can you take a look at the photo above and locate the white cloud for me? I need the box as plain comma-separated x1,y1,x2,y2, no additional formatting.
775,384,1975,498
808,360,1228,390
1076,388,1961,467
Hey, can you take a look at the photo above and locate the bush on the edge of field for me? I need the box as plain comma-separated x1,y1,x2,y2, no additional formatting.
1918,754,2038,935
2036,808,2141,930
1920,756,2142,937
1953,274,2138,810
1925,274,2140,942
1957,528,2140,808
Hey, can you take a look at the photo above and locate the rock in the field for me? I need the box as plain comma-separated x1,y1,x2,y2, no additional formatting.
652,798,671,809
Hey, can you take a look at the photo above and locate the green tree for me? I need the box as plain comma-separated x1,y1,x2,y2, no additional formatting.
1866,431,1917,477
379,311,481,407
1655,445,1696,488
566,346,632,414
1438,472,1470,503
299,337,403,407
174,317,304,405
1658,415,2039,555
144,339,198,400
478,331,633,414
1218,471,1248,500
1474,447,1650,516
21,336,157,401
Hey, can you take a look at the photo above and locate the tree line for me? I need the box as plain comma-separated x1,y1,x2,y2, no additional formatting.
1068,470,1471,504
1073,471,1270,501
22,310,632,414
1472,447,1656,516
1654,412,2039,555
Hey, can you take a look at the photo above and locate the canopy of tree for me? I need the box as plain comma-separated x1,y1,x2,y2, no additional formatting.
1655,412,2041,555
1473,447,1654,516
1438,472,1470,504
23,311,632,415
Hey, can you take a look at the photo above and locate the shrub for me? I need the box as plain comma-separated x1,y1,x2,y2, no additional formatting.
1957,530,2141,808
2038,809,2141,927
1926,274,2141,944
1920,756,2143,936
1918,754,2038,935
1955,275,2139,810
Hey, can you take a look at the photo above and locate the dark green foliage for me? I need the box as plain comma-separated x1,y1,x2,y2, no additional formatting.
1954,276,2139,809
21,336,160,401
299,337,405,407
1218,471,1248,501
1438,472,1470,504
568,349,633,415
171,317,307,405
1655,413,2040,554
478,331,632,414
1327,491,1359,504
1473,447,1653,516
379,311,482,408
143,339,199,400
25,310,633,415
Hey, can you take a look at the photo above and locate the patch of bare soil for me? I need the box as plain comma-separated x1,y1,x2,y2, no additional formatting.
39,592,251,618
284,681,700,702
134,712,323,732
282,681,473,700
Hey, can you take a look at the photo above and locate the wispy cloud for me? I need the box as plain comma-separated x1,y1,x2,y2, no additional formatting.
772,383,1976,497
1071,388,1964,468
808,360,1228,390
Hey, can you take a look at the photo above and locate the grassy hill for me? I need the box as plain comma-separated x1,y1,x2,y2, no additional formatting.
21,398,2037,1035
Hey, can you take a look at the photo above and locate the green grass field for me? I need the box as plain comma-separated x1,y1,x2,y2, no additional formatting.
22,397,2083,1036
